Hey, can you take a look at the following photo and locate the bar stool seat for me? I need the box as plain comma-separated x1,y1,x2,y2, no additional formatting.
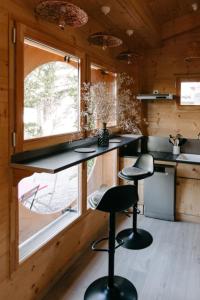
84,185,138,300
121,166,149,178
117,154,154,250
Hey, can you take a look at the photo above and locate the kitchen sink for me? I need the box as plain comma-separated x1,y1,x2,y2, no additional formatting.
176,153,200,163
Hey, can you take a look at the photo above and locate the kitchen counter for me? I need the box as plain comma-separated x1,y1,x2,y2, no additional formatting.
11,135,142,174
120,135,200,165
144,151,178,163
144,151,200,165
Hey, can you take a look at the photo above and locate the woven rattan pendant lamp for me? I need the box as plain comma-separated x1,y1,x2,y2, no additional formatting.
117,29,138,64
88,32,123,50
117,50,139,64
35,0,88,30
88,6,122,50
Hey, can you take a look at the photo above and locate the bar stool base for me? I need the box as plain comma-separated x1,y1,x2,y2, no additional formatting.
116,228,153,250
84,276,137,300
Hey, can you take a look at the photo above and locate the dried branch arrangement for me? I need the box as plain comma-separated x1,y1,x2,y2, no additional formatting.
81,81,116,132
80,72,145,136
117,72,144,134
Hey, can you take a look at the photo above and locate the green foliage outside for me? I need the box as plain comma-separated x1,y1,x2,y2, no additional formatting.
24,61,79,139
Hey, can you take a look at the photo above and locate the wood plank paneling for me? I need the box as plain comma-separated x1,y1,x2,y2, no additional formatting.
0,8,10,282
141,29,200,138
162,11,200,40
0,210,108,300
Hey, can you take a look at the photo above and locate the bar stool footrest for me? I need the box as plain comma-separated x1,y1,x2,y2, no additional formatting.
91,237,124,252
120,210,132,217
91,237,109,252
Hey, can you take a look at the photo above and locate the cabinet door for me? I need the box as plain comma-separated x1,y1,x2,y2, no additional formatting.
176,177,200,216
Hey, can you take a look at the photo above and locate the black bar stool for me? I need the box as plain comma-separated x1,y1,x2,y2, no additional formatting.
117,154,154,250
84,185,138,300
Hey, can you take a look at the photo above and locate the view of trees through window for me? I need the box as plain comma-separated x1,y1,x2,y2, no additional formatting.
180,81,200,105
24,39,80,139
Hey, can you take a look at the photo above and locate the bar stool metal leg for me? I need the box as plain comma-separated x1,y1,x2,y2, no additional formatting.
116,181,153,250
84,212,138,300
108,212,115,289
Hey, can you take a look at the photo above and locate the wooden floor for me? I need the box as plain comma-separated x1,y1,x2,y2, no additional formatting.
43,215,200,300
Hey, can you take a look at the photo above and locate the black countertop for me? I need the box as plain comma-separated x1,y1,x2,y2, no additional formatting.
120,135,200,165
11,135,142,174
11,135,200,174
148,151,178,162
148,151,200,165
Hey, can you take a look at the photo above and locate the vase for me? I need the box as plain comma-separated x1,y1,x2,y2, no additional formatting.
98,123,109,147
173,145,180,155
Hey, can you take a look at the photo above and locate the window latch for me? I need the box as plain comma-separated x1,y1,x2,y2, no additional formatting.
12,27,16,44
12,132,16,148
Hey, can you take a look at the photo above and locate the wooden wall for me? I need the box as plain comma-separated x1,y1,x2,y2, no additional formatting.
141,29,200,138
0,9,10,283
0,1,139,299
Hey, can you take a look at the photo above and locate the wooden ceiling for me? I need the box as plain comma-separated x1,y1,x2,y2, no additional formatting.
144,0,200,24
26,0,200,52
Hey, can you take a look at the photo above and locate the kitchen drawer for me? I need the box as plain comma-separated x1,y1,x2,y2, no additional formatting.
177,163,200,179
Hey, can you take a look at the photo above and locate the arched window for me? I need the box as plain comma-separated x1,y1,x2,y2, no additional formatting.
16,38,81,147
24,61,79,139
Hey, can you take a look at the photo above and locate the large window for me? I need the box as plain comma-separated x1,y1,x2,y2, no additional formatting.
24,38,80,140
180,81,200,105
177,76,200,106
18,166,80,261
13,26,120,266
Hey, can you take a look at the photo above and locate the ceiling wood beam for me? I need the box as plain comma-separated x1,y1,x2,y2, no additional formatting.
162,11,200,40
115,0,161,48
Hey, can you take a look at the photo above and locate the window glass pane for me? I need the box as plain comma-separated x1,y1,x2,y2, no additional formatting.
90,64,117,127
24,39,80,139
18,165,80,261
180,81,200,105
87,151,117,209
